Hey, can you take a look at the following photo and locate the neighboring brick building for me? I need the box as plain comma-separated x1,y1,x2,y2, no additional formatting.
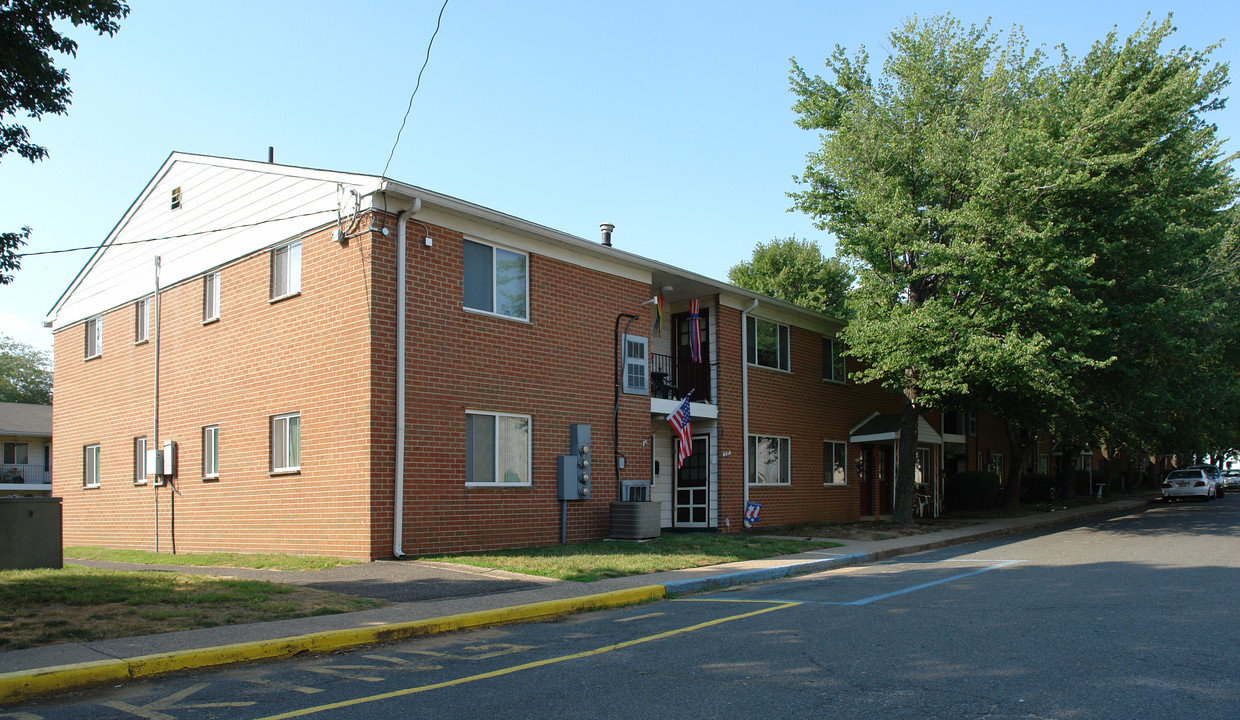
48,153,976,560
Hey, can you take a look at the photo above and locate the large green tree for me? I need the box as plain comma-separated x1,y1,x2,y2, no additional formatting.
0,334,53,405
0,0,130,283
728,237,854,317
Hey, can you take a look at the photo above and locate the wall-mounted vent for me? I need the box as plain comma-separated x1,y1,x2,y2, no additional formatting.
170,187,182,211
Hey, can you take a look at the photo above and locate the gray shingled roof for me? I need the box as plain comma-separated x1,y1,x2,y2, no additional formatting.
0,402,52,437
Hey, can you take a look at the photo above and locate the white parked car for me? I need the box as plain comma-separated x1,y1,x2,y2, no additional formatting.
1185,464,1224,498
1162,468,1216,502
1222,469,1240,491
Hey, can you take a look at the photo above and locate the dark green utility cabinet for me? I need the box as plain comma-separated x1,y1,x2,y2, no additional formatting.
0,497,63,570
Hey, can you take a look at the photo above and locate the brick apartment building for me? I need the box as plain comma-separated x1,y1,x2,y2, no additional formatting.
48,153,1009,560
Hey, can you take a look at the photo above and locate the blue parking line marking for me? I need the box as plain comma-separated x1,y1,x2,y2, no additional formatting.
820,559,1023,605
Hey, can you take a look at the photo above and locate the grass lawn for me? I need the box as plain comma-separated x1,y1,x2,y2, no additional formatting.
0,565,381,651
419,533,842,582
64,546,356,571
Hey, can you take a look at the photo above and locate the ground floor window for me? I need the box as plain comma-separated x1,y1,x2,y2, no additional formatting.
824,441,846,485
203,425,220,479
133,437,147,484
271,413,300,472
749,435,790,485
83,444,101,487
465,411,531,486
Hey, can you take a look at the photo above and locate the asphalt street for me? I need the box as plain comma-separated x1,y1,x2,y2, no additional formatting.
17,498,1240,719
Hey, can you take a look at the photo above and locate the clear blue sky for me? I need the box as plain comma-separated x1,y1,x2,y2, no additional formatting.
2,1,1236,353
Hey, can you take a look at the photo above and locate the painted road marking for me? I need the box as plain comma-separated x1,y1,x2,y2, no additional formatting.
401,643,535,660
99,683,255,720
240,678,325,695
751,559,1022,606
251,600,800,720
614,612,665,623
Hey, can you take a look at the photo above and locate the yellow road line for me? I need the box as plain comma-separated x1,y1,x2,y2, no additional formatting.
254,600,800,720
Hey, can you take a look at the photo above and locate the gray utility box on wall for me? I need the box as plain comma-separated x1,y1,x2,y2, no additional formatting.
0,497,63,570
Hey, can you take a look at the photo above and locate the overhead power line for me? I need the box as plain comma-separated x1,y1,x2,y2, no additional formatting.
380,0,450,180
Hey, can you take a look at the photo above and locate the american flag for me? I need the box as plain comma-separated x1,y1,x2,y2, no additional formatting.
688,299,702,362
668,392,693,468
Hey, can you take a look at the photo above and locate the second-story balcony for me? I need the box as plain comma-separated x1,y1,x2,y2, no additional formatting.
1,463,51,487
649,353,715,403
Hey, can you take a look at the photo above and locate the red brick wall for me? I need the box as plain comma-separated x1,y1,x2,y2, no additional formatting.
374,212,652,555
53,224,380,559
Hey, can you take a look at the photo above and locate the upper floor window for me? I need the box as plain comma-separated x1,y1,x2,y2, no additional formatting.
203,271,221,322
83,444,101,488
463,239,527,320
822,336,845,383
271,412,300,472
465,411,531,486
746,317,789,371
622,335,648,395
134,297,150,344
271,241,302,300
748,435,790,485
3,442,28,466
85,316,102,359
824,441,846,485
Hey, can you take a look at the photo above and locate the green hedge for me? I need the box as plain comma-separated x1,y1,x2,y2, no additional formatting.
945,471,1002,510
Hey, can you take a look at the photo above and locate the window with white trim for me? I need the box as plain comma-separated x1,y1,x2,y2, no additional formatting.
271,241,301,299
135,297,150,343
749,435,790,485
746,317,789,371
822,336,845,383
622,334,648,395
465,411,531,486
915,447,931,485
85,316,102,358
203,271,221,321
463,239,528,319
271,413,300,472
824,441,846,485
133,437,147,484
84,444,101,487
3,441,28,466
203,425,220,479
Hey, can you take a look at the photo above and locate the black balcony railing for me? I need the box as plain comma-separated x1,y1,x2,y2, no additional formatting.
1,463,51,485
649,353,714,403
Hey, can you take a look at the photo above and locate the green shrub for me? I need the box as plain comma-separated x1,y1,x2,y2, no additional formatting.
1021,473,1054,502
1074,469,1095,496
945,471,1002,511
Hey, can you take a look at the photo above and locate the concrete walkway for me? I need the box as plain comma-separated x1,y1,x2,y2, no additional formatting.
0,498,1152,705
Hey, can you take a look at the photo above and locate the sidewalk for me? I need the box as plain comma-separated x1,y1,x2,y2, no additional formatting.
0,498,1151,705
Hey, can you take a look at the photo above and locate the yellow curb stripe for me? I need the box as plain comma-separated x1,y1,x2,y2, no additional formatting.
0,584,665,705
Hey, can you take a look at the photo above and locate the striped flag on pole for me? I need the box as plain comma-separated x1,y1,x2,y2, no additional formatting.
669,392,693,468
688,299,702,363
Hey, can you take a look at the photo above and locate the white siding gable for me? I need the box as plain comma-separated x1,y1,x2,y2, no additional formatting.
49,153,381,329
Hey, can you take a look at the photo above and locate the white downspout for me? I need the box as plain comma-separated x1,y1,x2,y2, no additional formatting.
393,198,421,558
741,298,759,527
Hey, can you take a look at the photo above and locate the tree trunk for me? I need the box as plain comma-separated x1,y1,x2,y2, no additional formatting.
891,394,919,524
1058,445,1082,502
1004,421,1036,509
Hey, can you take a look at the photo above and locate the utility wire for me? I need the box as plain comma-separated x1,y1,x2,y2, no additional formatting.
380,0,450,180
14,208,337,258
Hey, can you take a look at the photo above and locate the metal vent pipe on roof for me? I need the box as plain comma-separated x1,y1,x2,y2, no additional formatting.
600,223,614,247
268,146,274,163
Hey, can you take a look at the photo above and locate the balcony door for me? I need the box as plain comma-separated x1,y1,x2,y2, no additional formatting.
672,307,711,401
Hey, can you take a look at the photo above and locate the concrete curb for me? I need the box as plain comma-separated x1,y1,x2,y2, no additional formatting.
0,584,665,706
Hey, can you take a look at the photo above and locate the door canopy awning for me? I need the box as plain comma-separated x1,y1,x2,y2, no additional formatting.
849,413,943,445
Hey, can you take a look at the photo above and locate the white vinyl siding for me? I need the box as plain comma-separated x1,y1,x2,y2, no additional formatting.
271,413,300,472
271,241,301,299
622,335,648,395
462,239,528,320
748,435,791,485
465,411,531,486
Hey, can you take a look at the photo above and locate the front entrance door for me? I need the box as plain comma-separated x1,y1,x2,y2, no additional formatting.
674,436,709,528
878,445,894,515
